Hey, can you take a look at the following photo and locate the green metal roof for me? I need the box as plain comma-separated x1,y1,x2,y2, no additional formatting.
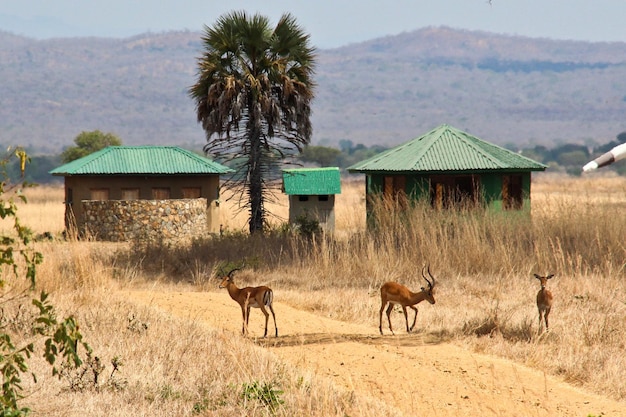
347,124,547,173
282,167,341,195
49,146,234,176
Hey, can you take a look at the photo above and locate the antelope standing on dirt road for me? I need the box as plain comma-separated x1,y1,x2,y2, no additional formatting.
534,273,554,332
219,268,278,337
379,266,437,335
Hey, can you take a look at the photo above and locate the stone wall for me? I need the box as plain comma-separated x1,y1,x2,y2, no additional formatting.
82,198,208,243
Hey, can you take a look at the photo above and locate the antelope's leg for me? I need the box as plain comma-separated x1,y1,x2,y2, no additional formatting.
401,306,410,333
268,304,278,337
259,304,270,338
386,303,395,335
408,306,418,331
379,301,387,335
245,306,251,335
240,305,247,335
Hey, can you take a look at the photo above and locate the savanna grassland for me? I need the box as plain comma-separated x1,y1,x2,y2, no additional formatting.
2,173,626,416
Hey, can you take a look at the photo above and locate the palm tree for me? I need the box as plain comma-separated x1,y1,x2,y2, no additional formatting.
189,11,316,234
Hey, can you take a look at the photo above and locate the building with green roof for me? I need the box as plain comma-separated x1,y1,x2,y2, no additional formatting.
347,124,546,216
50,146,233,239
282,167,341,232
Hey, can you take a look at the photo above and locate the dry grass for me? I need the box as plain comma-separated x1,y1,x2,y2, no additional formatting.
3,173,626,414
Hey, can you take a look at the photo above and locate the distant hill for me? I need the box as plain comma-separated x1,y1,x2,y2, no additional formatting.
2,26,626,155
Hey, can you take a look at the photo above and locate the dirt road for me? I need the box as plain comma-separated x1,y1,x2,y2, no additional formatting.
125,289,626,417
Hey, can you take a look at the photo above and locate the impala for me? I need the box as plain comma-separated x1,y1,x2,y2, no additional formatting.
219,268,278,337
379,266,437,335
534,273,554,332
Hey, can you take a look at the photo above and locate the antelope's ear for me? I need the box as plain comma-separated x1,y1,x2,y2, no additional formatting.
533,274,541,279
547,274,555,279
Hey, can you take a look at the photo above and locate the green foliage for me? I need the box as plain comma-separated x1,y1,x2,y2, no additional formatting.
241,381,284,413
300,145,341,166
61,130,122,163
520,138,626,175
7,154,62,185
32,292,90,375
337,142,389,169
0,149,90,416
0,334,34,416
293,213,322,239
554,148,589,166
189,11,316,234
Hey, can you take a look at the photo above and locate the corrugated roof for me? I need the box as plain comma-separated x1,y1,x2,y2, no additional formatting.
282,167,341,195
49,146,234,176
347,124,547,173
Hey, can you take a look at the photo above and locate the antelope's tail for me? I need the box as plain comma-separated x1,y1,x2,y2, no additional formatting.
263,289,274,307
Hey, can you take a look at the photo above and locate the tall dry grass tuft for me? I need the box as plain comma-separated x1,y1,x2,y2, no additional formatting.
34,241,124,293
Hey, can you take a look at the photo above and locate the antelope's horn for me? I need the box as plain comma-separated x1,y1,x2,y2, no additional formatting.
427,265,436,287
421,265,434,288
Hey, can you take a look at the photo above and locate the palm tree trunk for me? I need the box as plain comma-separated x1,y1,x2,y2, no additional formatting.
248,112,264,234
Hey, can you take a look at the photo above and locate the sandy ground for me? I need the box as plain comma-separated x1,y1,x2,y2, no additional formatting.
123,289,626,417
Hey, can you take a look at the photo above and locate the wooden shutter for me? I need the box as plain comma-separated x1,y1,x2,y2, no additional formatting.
182,187,201,198
90,188,109,200
151,188,170,199
121,188,139,200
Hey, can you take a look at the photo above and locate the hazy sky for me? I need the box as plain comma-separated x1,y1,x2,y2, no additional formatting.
2,0,626,48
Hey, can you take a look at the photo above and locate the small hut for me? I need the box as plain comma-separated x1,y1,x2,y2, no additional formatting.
347,124,546,217
49,146,233,241
282,167,341,232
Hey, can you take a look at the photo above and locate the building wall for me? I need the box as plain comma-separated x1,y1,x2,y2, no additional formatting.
82,198,208,243
288,195,336,231
62,175,222,236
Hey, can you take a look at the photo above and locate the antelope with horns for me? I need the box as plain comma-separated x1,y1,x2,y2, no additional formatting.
534,273,554,332
379,266,437,335
219,268,278,337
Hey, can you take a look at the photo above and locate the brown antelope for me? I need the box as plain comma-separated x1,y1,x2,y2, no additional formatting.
219,268,278,337
534,273,554,332
379,266,437,335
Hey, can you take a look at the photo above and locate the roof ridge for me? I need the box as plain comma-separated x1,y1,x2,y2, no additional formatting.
408,125,446,169
449,128,508,169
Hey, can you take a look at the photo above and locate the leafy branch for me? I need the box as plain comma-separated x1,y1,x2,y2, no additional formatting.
0,148,91,416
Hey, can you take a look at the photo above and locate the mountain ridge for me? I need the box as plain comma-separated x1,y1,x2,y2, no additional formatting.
2,26,626,155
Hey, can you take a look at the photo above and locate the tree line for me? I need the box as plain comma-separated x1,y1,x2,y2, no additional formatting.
301,135,626,176
5,131,626,186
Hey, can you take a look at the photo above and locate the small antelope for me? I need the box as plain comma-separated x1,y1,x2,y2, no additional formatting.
534,273,554,332
379,266,437,335
219,268,278,337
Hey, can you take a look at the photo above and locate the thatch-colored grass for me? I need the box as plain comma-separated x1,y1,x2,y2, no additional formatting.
3,173,626,414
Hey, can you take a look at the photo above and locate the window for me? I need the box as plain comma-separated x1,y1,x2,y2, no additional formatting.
182,187,201,198
121,188,139,200
318,195,329,202
298,195,309,202
430,175,479,209
90,188,109,200
502,175,523,210
152,188,170,199
383,175,407,208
